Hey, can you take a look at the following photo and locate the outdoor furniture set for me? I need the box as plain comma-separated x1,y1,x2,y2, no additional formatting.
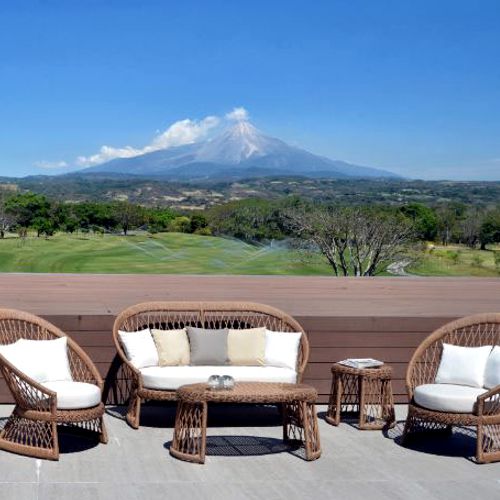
0,303,498,464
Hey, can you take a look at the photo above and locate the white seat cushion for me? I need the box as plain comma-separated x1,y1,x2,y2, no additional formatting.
140,365,297,390
43,381,101,410
414,384,487,413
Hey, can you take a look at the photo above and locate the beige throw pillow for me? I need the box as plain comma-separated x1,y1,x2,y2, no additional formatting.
227,327,266,366
151,328,190,366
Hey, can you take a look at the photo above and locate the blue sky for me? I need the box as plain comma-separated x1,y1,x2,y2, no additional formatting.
0,0,499,180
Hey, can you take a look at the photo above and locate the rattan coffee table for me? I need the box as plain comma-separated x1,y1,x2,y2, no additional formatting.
170,382,321,463
325,363,395,430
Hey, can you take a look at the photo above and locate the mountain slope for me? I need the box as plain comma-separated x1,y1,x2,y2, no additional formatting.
82,120,400,180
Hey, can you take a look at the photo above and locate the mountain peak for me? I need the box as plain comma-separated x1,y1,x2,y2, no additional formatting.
227,119,260,137
81,119,400,180
197,120,268,164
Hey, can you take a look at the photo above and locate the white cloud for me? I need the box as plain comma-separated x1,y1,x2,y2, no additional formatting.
76,115,220,167
34,160,68,169
37,108,249,168
225,107,249,121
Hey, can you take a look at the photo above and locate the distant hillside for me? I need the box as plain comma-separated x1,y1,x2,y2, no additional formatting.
1,174,499,211
81,120,400,180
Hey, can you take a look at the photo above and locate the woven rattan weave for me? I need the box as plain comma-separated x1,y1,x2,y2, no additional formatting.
170,382,321,463
325,363,395,430
0,309,107,460
403,313,500,463
113,302,309,429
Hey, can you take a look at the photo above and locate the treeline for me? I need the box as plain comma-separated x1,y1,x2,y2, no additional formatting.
207,198,500,249
0,192,209,238
1,190,499,249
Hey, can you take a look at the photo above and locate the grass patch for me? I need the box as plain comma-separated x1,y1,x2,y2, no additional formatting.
0,232,332,275
409,244,500,277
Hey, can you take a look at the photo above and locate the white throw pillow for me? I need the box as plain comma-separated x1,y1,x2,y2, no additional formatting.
484,346,500,389
435,343,492,388
118,328,158,369
264,330,302,371
0,337,73,383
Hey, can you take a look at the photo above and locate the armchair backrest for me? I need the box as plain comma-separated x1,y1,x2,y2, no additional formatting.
406,313,500,397
0,308,101,387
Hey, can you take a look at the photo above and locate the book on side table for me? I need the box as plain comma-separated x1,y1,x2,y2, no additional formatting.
337,358,384,369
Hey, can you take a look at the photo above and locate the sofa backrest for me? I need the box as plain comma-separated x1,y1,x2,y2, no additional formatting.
113,301,309,380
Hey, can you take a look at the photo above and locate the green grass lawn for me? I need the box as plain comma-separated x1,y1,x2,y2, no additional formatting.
0,233,498,276
0,232,332,275
409,244,500,277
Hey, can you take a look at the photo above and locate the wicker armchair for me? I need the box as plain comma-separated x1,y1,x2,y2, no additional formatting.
0,309,107,460
403,313,500,463
113,301,309,429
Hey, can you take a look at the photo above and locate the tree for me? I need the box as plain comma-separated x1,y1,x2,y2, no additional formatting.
0,191,14,238
460,209,482,248
189,213,208,233
146,207,177,232
436,205,462,245
282,205,413,276
400,203,438,241
207,198,288,242
479,209,500,250
5,192,51,237
112,202,145,236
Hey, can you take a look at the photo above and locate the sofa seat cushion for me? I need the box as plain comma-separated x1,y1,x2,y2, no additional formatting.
140,365,297,390
43,381,102,410
414,384,487,413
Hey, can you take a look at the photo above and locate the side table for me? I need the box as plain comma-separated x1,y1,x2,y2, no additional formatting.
325,363,395,430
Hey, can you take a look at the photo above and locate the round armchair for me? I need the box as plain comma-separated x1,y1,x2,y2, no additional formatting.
403,313,500,463
0,309,107,460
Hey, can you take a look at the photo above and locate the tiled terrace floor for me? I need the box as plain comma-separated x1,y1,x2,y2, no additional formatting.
0,404,498,500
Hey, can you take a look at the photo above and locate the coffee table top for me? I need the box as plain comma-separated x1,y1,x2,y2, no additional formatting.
176,382,317,404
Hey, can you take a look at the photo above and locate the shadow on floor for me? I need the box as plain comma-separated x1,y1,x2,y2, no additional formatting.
0,417,101,456
106,403,283,429
164,435,306,459
384,420,477,462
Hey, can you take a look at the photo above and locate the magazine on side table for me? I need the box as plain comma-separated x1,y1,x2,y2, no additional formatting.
337,358,384,369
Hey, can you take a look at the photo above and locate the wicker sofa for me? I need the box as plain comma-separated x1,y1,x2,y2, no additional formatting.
112,301,309,429
403,313,500,463
0,309,107,460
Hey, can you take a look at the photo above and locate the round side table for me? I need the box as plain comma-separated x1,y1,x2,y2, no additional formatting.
325,363,395,430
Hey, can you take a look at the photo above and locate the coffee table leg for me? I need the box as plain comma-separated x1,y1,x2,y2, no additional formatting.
170,400,207,463
283,401,321,461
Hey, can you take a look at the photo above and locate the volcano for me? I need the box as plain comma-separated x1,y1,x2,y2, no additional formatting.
81,120,399,180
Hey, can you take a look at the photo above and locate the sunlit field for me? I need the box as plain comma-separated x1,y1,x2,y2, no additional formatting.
0,232,331,275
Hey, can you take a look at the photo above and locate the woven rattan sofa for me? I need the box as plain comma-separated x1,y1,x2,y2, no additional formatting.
0,309,108,460
403,313,500,463
113,301,309,429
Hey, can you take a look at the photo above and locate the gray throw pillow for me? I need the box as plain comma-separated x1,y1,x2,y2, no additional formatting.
186,327,229,365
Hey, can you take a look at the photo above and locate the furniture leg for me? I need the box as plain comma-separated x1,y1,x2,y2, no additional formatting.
126,390,141,429
325,373,342,426
0,409,59,460
170,400,207,464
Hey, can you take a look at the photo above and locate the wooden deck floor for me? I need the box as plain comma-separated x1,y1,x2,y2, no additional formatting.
0,274,499,403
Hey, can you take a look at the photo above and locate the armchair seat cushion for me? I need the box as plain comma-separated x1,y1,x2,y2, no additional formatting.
414,383,487,413
43,381,102,410
140,365,297,390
